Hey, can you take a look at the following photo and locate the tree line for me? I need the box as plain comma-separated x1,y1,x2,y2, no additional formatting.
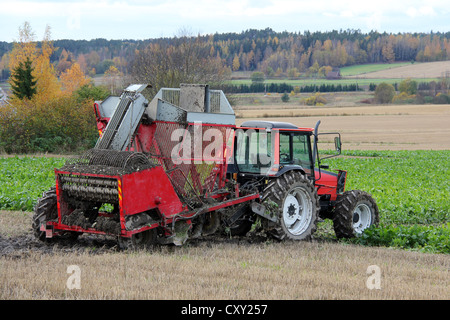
221,83,362,94
1,28,450,81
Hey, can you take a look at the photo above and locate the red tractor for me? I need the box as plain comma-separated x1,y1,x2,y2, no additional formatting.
33,84,378,249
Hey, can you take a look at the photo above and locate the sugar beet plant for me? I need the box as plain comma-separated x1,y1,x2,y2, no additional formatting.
0,151,449,253
324,150,449,253
0,156,66,211
324,150,449,225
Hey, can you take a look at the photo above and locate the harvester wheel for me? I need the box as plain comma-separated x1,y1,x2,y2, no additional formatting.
333,190,379,238
262,171,319,240
118,229,157,251
32,187,58,241
32,187,79,241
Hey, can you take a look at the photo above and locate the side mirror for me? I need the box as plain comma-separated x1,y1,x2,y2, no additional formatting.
334,136,342,153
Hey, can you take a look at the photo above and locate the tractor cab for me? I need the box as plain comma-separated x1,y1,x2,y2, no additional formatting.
230,120,346,204
231,120,336,180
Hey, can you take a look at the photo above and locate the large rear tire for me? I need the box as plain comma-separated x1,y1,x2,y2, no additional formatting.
262,171,319,240
333,190,379,238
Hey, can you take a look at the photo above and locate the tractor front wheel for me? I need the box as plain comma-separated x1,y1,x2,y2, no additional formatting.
333,190,379,238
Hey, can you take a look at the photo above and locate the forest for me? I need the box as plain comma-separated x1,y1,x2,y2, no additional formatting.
1,28,450,81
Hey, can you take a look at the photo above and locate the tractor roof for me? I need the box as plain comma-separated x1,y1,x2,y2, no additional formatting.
239,120,313,131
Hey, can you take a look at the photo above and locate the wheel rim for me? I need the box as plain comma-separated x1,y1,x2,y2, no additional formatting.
282,187,313,236
352,203,372,234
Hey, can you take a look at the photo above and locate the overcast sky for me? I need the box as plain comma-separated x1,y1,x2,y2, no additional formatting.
0,0,449,42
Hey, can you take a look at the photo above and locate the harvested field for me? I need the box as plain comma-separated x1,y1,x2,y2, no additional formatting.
236,104,450,150
0,211,449,300
347,61,450,79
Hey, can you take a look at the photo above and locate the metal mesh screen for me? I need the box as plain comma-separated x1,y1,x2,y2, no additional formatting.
148,121,232,205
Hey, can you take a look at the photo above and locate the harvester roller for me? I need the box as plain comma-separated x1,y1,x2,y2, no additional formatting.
59,149,154,203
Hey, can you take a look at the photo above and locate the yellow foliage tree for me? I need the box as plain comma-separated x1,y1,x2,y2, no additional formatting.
232,54,240,71
8,22,37,70
60,62,90,94
32,25,61,102
103,65,123,95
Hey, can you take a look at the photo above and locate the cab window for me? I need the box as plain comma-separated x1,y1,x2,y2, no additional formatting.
279,132,312,172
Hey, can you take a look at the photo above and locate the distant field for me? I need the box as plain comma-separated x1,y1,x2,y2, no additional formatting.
340,62,411,76
347,61,450,79
227,61,449,88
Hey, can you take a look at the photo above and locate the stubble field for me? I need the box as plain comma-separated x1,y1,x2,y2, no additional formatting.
0,103,449,300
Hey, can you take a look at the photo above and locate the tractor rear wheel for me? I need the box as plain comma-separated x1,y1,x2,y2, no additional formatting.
262,171,319,240
333,190,379,238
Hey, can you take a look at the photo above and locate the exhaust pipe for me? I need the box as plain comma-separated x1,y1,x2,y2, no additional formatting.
312,120,321,166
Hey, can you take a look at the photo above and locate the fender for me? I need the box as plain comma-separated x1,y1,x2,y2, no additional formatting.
273,165,308,179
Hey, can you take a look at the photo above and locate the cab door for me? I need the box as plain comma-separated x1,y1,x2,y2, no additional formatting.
278,131,314,179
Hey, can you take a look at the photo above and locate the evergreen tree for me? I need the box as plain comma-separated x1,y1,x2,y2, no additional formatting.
10,57,36,100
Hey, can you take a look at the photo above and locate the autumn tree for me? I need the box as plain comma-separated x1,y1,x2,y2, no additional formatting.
32,25,60,102
287,68,299,79
375,82,395,104
103,65,123,95
77,54,88,74
132,31,230,98
382,42,395,63
232,54,240,71
0,53,10,80
251,71,265,83
318,65,332,78
399,78,417,95
307,61,320,77
56,49,73,74
8,21,37,73
60,62,90,94
86,51,100,71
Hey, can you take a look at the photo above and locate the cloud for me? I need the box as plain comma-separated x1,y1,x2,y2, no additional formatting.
406,6,437,18
0,0,449,41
